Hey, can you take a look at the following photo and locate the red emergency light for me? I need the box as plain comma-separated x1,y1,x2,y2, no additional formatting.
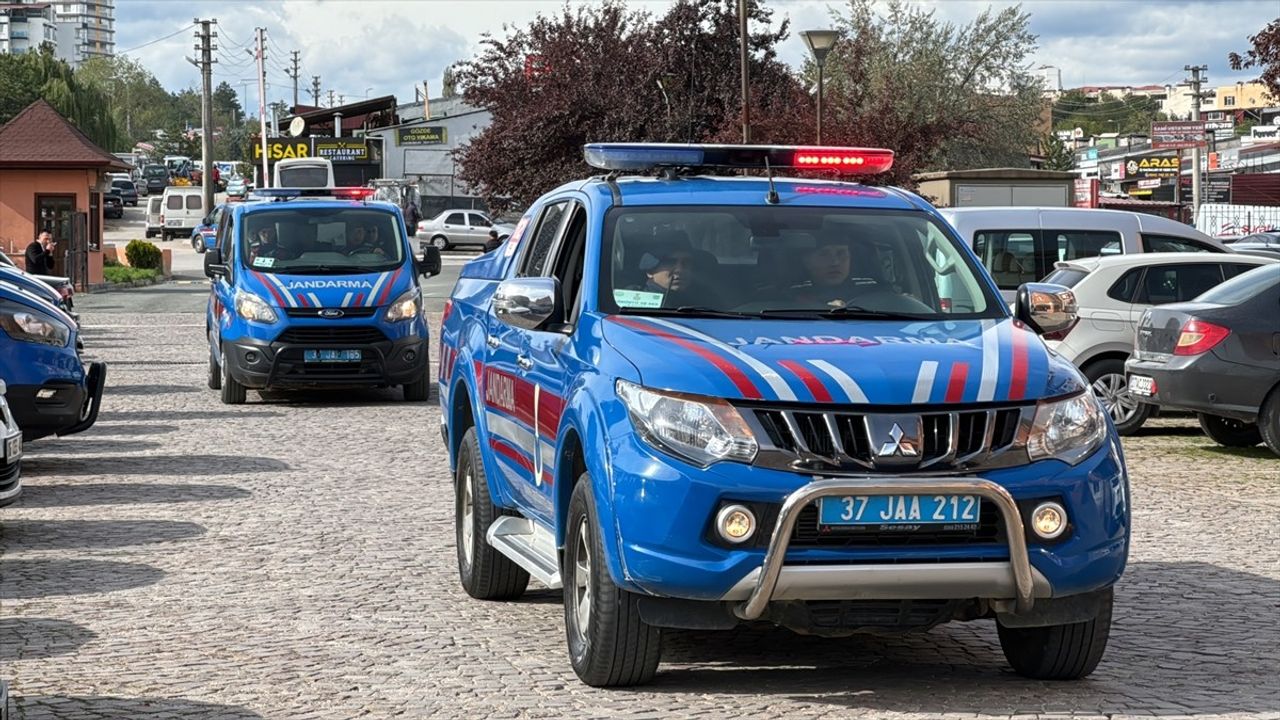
333,187,377,200
793,148,895,174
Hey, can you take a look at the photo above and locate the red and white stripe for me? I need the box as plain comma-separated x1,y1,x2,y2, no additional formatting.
804,359,869,404
261,273,297,307
976,319,1000,402
365,272,389,307
912,360,938,404
341,292,354,308
640,318,798,402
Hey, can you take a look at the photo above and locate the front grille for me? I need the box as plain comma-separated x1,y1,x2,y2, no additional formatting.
283,307,378,319
789,500,1003,547
276,326,388,345
746,405,1031,473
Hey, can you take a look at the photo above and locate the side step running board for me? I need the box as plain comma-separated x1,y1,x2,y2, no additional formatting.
486,516,562,589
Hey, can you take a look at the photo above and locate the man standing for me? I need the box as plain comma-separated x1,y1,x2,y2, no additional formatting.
25,232,56,275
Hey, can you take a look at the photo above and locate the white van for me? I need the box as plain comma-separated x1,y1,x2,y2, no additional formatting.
159,187,207,241
939,207,1229,302
273,157,334,189
144,195,164,239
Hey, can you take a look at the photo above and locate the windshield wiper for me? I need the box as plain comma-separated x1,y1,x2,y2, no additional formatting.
758,306,931,321
271,265,379,275
618,305,756,319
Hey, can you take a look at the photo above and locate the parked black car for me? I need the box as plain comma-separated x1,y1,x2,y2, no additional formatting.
1126,264,1280,456
104,190,124,219
1225,231,1280,247
111,179,139,206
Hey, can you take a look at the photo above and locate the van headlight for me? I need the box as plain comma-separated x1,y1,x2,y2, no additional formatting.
0,302,70,346
1027,392,1108,465
234,291,277,323
616,380,757,466
385,288,421,322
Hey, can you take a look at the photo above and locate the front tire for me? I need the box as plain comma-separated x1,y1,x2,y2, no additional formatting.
455,427,529,600
1198,413,1262,447
1259,385,1280,458
207,341,222,390
1084,359,1150,435
431,234,451,251
998,588,1112,680
564,475,661,687
402,368,431,401
219,345,246,404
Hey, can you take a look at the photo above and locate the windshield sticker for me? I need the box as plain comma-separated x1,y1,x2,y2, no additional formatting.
728,335,977,348
503,215,532,257
613,289,665,308
252,256,275,268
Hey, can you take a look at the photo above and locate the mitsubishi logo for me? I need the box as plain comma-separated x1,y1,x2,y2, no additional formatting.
877,423,919,458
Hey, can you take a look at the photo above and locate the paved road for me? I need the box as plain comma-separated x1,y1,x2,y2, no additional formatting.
97,204,473,314
2,286,1278,718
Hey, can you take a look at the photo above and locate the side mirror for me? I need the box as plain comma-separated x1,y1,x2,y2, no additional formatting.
494,277,560,331
203,247,227,279
1015,282,1078,339
419,246,442,277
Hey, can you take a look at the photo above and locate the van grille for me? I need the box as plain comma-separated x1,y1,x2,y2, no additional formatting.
276,326,387,345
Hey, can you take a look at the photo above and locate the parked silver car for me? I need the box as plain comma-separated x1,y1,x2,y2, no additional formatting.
1040,252,1275,434
416,210,515,251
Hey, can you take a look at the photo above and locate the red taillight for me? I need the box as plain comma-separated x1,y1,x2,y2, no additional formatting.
939,298,953,313
333,187,376,200
792,148,895,174
1174,319,1230,355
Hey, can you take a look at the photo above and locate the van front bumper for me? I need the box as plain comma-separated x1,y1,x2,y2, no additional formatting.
224,336,429,389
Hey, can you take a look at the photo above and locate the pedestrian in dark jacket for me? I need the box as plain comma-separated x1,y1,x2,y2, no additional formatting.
483,229,502,253
24,232,56,275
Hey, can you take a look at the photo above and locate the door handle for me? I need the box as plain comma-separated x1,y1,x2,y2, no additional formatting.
517,355,533,371
486,335,500,349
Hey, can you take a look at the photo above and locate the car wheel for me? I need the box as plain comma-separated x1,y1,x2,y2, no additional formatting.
207,341,222,391
998,588,1112,680
431,234,451,251
219,345,246,405
1197,413,1261,447
455,427,529,600
1259,385,1280,458
402,364,431,402
1084,359,1151,435
145,231,155,239
564,475,662,687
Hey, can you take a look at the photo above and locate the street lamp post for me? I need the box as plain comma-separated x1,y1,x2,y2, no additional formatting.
800,30,840,145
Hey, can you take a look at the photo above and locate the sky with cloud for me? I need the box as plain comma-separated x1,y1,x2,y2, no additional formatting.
113,0,1272,114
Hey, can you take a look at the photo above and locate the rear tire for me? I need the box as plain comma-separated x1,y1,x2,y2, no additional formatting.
1084,359,1150,435
455,427,529,600
1259,386,1280,458
431,234,451,251
998,588,1112,680
1198,413,1261,447
219,345,246,405
564,475,662,687
207,343,222,391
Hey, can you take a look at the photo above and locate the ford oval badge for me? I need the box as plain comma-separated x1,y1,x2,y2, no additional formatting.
319,309,344,318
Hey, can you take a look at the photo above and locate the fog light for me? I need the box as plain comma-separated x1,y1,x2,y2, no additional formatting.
244,351,259,364
404,350,417,363
1030,501,1068,540
36,388,57,400
716,504,756,544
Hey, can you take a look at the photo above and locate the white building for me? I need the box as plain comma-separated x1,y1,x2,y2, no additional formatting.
0,2,58,55
51,0,114,66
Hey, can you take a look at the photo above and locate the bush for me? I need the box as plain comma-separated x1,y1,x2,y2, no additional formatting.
124,239,162,270
103,266,158,284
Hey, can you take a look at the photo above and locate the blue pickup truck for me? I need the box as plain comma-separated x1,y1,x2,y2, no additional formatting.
440,144,1129,687
203,189,441,404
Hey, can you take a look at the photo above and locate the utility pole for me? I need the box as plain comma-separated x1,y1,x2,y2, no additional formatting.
189,18,217,215
327,89,335,108
738,0,750,143
311,75,321,106
255,27,269,188
286,50,300,109
1185,64,1208,218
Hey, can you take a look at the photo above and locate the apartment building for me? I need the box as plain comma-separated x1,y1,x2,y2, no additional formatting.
1,0,113,66
0,2,58,55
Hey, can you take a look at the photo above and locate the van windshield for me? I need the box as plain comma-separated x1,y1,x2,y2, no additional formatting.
240,207,404,275
599,206,1000,319
278,166,329,188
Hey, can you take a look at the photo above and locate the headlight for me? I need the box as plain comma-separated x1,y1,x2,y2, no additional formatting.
0,303,70,346
234,291,277,323
1027,392,1108,465
615,380,757,466
385,288,421,322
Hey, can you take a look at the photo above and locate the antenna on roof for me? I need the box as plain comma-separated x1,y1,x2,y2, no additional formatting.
764,156,780,205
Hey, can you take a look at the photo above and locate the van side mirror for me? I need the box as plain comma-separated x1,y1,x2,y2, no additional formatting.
419,246,442,277
203,247,227,279
1015,282,1078,339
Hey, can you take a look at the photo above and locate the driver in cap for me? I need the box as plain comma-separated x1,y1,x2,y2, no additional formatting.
637,230,720,307
791,232,872,308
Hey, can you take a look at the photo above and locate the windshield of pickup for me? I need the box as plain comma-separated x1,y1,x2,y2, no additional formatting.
239,207,404,275
599,206,1000,319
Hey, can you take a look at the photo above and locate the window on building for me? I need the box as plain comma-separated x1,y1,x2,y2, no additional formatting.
1223,96,1235,107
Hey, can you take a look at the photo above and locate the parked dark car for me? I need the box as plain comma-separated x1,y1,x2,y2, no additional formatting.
1228,243,1280,260
1126,264,1280,456
104,190,124,219
1225,231,1280,247
142,164,169,196
111,179,139,206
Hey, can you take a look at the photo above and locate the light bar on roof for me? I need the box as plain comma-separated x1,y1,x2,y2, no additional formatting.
582,143,894,174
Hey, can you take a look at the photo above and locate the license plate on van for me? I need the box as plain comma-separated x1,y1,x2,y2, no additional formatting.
304,349,361,363
3,434,20,463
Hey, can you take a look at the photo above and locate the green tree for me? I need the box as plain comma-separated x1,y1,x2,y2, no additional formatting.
76,56,176,148
1052,90,1167,136
1042,133,1074,171
213,81,242,125
0,48,120,149
816,0,1046,183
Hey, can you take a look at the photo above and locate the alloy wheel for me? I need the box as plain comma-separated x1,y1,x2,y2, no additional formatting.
1090,372,1139,425
571,520,592,645
460,467,475,560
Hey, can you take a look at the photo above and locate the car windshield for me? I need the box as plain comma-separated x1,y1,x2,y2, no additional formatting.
599,206,999,319
239,207,404,275
1194,263,1280,305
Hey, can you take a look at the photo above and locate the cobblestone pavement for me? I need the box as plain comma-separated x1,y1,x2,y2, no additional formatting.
2,301,1278,719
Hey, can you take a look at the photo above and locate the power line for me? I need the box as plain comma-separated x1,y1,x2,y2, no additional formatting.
118,23,194,55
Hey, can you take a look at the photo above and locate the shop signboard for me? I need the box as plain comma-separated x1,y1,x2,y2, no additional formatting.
1072,178,1099,208
397,126,448,146
1137,178,1162,189
252,139,311,161
313,138,369,162
1125,154,1179,179
1151,120,1205,149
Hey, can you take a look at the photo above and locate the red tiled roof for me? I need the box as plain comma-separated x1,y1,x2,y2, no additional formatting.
0,100,130,170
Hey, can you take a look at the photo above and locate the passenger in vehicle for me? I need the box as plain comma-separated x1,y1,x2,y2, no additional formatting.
345,223,380,255
638,233,723,307
248,226,282,263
